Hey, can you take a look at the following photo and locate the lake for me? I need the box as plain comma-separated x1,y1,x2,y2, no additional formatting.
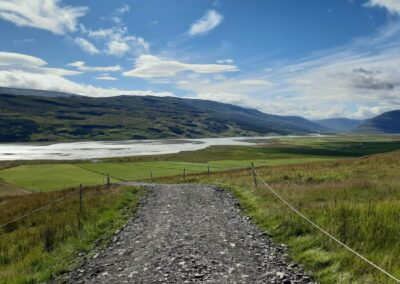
0,136,304,161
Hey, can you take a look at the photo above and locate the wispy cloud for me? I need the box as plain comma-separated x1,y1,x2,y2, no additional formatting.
123,54,238,78
0,51,80,76
0,0,87,34
83,26,149,57
74,37,100,55
110,4,130,24
94,75,118,81
13,38,36,44
0,52,173,97
172,19,400,120
364,0,400,14
217,59,234,64
67,61,121,72
0,70,173,97
188,10,223,36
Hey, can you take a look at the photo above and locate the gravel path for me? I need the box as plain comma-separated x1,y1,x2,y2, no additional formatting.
68,183,314,284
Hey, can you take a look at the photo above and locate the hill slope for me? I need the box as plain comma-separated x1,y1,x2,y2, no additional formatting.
353,110,400,133
0,87,329,142
314,118,364,132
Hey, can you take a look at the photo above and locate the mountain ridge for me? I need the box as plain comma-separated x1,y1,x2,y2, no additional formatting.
353,110,400,134
314,118,365,132
0,87,330,142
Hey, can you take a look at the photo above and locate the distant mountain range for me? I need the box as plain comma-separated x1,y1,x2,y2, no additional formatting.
0,87,330,142
353,110,400,134
314,118,365,132
1,87,399,142
0,87,74,98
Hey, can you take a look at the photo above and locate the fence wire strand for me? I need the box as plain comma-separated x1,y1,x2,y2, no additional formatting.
0,188,79,229
252,168,400,283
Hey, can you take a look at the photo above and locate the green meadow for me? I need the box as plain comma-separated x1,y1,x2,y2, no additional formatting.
1,135,400,283
2,135,400,193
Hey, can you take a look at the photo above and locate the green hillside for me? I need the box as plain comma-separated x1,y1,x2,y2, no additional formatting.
0,88,329,142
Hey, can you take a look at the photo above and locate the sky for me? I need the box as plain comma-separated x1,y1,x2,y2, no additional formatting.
0,0,399,119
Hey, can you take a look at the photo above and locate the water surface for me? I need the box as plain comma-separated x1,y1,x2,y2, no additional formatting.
0,136,299,161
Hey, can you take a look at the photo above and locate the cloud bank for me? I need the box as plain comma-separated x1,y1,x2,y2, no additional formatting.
123,54,238,78
0,0,87,34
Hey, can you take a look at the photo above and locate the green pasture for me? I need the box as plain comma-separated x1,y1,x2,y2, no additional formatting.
0,158,328,192
0,164,105,192
1,135,400,192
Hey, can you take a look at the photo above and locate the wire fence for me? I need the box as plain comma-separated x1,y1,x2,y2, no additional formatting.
0,162,237,229
0,188,80,230
2,160,397,282
249,164,400,283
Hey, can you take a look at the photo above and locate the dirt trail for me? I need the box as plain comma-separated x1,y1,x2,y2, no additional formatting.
68,183,314,284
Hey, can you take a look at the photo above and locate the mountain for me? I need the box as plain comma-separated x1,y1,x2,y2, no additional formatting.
314,118,364,132
0,87,330,142
0,87,74,98
353,110,400,134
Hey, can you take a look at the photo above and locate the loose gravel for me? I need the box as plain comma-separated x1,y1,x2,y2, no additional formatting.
68,183,315,284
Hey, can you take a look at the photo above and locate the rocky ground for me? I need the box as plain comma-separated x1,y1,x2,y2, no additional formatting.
67,183,315,284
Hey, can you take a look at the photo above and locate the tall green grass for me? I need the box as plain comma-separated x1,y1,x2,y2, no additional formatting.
0,185,145,283
163,151,400,283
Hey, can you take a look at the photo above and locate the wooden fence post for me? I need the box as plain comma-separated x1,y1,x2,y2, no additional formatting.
106,174,110,189
79,184,84,215
207,165,210,178
150,171,154,183
183,168,186,182
251,162,258,188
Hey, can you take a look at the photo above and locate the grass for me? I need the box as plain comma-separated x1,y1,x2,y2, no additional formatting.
162,150,400,283
3,135,400,193
1,135,400,283
0,158,336,193
0,185,146,283
0,164,107,192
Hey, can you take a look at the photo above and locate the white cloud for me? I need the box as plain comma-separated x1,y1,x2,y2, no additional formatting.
0,0,87,34
95,75,118,81
0,51,46,66
74,37,100,55
188,10,223,36
123,54,238,78
0,52,172,98
13,38,36,44
170,22,400,120
109,4,130,24
106,40,130,57
239,79,274,86
217,59,234,64
0,69,173,97
114,4,130,15
365,0,400,14
67,61,121,72
177,77,275,104
85,27,149,57
0,51,80,76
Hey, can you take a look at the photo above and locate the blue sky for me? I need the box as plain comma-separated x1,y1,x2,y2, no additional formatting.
0,0,399,119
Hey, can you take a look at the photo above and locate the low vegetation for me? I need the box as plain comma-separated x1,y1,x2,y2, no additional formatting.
0,185,145,283
1,136,400,283
3,136,400,193
163,150,400,283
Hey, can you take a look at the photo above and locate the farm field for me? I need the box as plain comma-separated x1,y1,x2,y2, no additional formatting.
1,135,400,193
163,148,400,283
1,135,400,283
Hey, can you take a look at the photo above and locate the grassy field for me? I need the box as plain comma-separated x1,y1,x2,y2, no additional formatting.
2,135,400,193
1,135,400,283
162,150,400,283
0,185,145,283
